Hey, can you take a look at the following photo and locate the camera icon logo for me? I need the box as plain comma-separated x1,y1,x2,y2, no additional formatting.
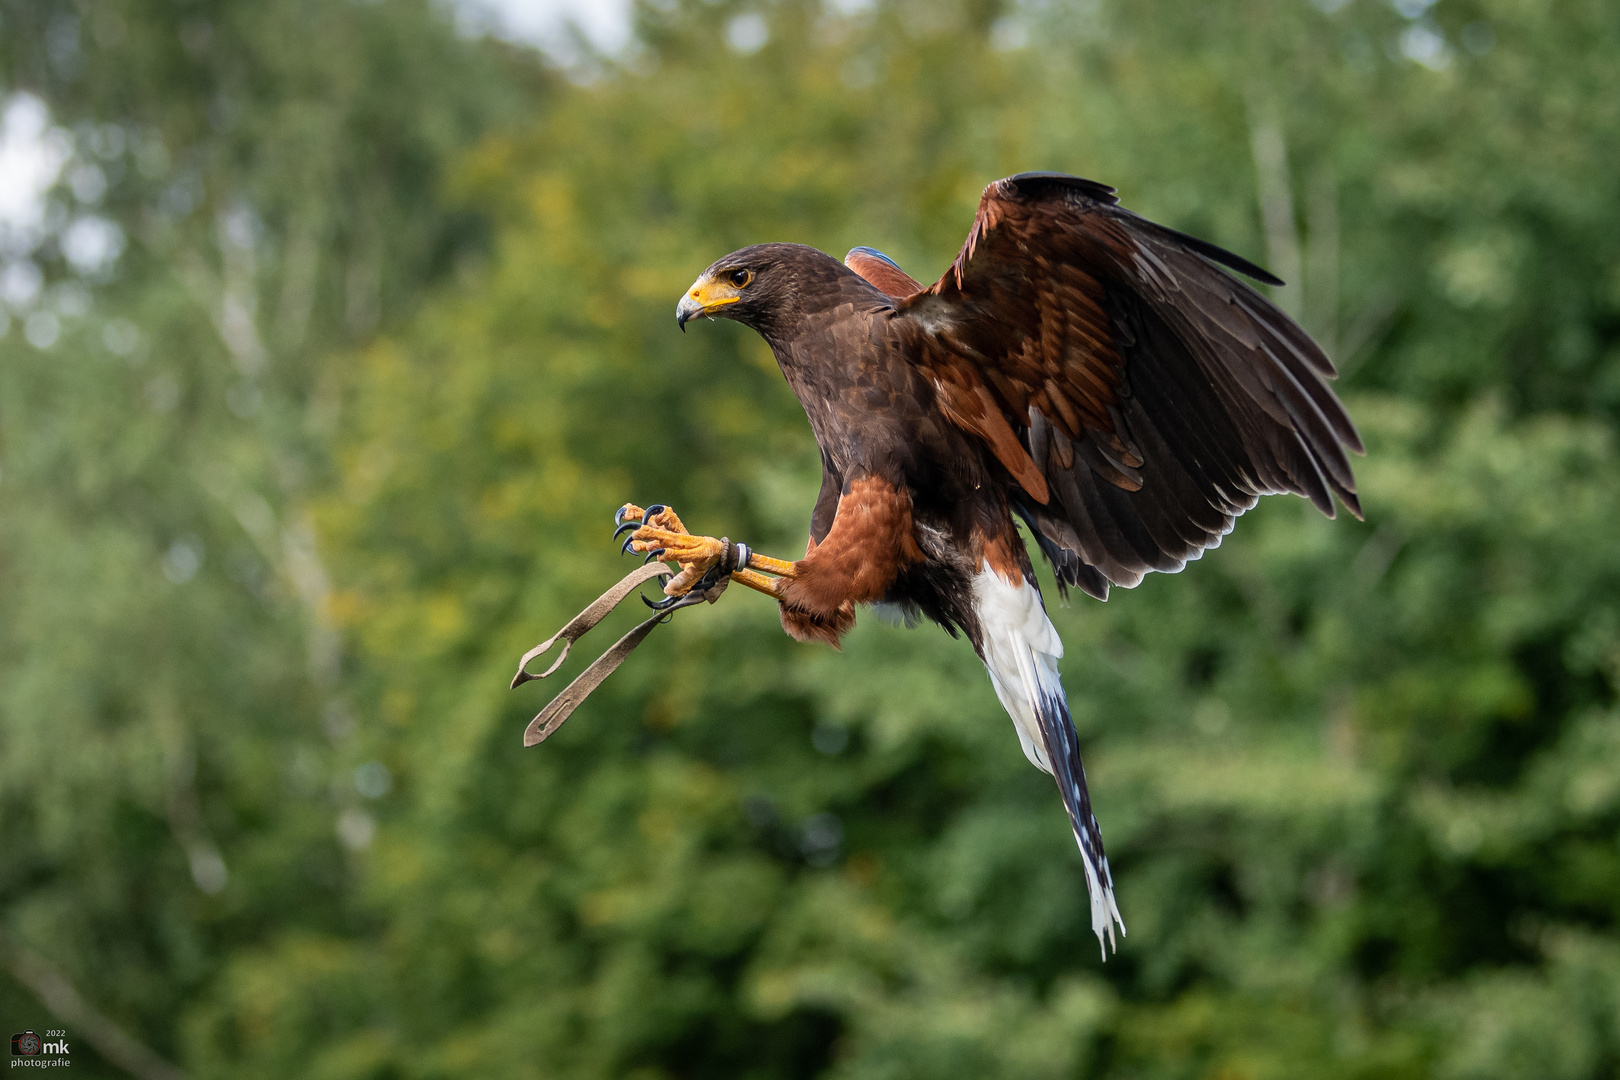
10,1030,41,1056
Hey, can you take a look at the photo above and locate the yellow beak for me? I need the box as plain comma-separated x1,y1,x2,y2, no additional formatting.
675,275,743,330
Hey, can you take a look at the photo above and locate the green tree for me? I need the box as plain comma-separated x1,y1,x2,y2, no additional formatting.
0,1,540,1073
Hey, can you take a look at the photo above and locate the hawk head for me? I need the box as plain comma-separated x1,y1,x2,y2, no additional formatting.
676,242,852,339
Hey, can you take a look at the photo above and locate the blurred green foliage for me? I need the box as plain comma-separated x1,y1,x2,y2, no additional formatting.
3,0,1620,1077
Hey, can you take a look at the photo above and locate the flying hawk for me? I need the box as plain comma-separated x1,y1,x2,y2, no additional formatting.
619,172,1362,955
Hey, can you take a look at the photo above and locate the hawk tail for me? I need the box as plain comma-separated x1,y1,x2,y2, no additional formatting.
973,566,1126,957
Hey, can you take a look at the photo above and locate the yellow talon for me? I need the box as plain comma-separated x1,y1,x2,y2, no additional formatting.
617,501,796,599
630,528,726,568
648,505,689,535
662,563,709,596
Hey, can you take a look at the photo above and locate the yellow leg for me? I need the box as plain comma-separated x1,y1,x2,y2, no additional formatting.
730,567,783,597
745,553,797,578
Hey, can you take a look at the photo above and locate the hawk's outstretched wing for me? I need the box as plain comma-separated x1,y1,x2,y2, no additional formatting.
888,172,1362,598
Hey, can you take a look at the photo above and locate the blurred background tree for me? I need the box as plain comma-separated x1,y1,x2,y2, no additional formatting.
3,0,1619,1077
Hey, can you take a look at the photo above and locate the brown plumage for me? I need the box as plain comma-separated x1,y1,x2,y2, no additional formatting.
664,172,1362,955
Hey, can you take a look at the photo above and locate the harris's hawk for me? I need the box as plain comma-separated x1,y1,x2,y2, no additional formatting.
621,172,1362,955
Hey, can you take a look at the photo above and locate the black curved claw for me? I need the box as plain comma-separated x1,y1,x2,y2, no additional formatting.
642,591,685,612
642,549,666,564
693,562,730,592
619,502,675,552
615,502,669,543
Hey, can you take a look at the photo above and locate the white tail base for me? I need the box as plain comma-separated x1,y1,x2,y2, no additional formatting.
973,566,1126,956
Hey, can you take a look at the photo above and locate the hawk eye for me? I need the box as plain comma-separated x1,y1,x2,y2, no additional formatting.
728,269,753,288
